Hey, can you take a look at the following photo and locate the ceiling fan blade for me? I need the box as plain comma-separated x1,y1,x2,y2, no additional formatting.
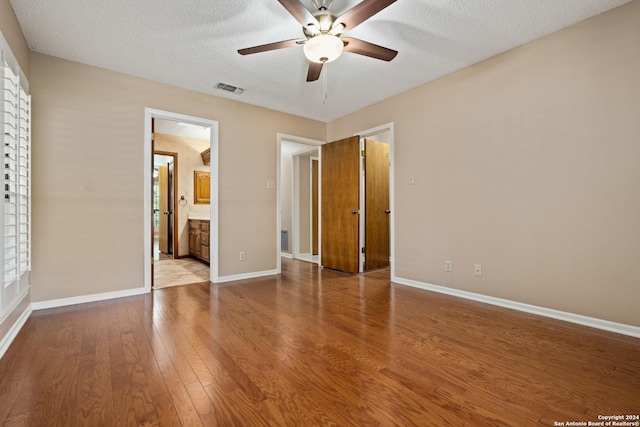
277,0,319,27
238,39,304,55
342,37,398,61
332,0,397,32
306,62,323,82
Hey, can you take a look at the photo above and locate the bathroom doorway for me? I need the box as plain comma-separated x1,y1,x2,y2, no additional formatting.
144,108,219,291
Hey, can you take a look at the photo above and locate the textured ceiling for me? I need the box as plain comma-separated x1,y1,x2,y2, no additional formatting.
10,0,632,122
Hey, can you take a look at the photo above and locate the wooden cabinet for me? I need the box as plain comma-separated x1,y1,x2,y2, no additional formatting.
194,171,210,204
189,219,210,263
201,221,210,262
201,148,211,166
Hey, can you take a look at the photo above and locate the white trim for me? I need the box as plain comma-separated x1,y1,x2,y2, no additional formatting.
393,276,640,339
310,155,318,258
291,149,319,261
217,269,279,284
292,154,300,258
144,108,220,288
281,252,293,259
31,287,147,311
0,303,32,360
0,287,29,324
276,133,324,274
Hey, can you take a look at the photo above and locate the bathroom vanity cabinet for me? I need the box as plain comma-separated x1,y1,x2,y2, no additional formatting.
189,219,210,263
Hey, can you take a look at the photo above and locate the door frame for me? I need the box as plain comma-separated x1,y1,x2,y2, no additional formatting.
277,133,325,273
153,151,179,258
355,123,395,276
144,108,219,291
310,156,319,256
292,147,319,260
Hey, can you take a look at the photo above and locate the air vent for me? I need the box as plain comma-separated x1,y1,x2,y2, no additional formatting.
215,82,245,94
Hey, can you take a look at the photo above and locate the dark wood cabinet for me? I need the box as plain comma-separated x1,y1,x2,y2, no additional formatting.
189,219,210,262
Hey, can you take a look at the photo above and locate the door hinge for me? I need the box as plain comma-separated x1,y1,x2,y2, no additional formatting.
151,132,155,142
361,149,365,158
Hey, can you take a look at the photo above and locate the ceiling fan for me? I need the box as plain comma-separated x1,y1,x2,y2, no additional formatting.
238,0,398,82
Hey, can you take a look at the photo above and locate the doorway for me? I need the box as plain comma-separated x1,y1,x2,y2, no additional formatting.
144,109,219,291
358,124,394,276
277,134,324,273
320,124,394,275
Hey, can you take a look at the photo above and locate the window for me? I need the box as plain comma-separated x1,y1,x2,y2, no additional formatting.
1,35,30,317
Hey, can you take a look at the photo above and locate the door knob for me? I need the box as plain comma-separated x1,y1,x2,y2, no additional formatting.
385,209,391,214
352,209,359,215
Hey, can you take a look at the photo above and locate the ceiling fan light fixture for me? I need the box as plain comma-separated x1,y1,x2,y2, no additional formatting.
303,34,344,63
329,23,345,35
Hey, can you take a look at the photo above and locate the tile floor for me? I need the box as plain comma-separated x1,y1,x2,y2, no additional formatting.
153,257,210,289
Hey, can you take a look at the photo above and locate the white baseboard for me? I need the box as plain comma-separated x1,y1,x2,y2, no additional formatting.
216,269,279,284
31,287,148,311
393,276,640,339
0,303,33,359
281,253,293,259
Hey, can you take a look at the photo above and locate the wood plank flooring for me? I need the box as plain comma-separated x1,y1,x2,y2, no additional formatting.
1,258,638,426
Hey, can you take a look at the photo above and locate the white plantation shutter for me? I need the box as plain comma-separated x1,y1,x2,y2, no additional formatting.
1,33,30,317
18,86,30,276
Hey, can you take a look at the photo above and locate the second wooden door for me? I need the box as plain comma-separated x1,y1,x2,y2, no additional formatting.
364,139,390,271
321,136,360,273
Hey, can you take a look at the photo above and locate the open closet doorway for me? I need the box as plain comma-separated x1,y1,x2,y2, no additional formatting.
144,109,219,292
358,123,394,276
277,134,324,272
318,124,394,275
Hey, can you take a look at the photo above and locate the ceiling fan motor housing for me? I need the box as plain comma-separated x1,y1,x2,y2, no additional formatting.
303,10,339,38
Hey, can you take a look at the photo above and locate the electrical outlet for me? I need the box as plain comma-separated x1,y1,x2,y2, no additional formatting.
409,175,415,185
445,260,452,272
240,251,246,261
474,264,482,277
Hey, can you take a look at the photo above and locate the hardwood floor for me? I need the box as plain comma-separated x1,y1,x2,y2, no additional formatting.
1,259,638,426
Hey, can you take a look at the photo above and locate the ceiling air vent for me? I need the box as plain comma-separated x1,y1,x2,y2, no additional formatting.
215,82,245,94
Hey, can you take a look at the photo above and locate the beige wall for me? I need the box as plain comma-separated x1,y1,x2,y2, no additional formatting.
328,1,640,326
29,52,325,302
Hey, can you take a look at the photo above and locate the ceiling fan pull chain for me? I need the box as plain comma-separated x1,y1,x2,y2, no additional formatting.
323,62,328,104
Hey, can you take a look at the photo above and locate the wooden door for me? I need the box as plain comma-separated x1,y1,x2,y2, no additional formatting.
311,159,319,255
321,136,360,273
364,139,390,271
158,165,169,253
